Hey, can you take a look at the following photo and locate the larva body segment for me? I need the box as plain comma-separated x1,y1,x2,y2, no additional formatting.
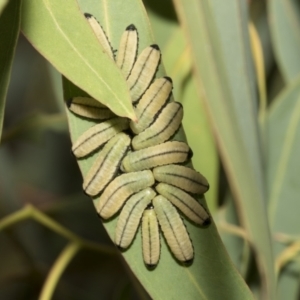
83,132,131,196
121,141,191,173
130,77,173,134
116,24,138,79
156,183,210,226
84,13,115,59
132,102,183,150
115,188,156,249
127,45,161,103
153,195,194,263
153,164,209,194
142,207,160,268
72,117,129,158
68,97,116,120
97,170,155,219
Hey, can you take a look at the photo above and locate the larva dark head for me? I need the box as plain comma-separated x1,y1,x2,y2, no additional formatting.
183,258,194,266
117,245,126,251
146,263,157,270
96,212,104,220
84,13,93,19
150,44,160,51
83,189,92,198
176,102,183,109
126,24,136,31
145,203,154,210
66,98,73,108
164,76,173,84
204,183,210,192
202,216,211,227
188,148,194,160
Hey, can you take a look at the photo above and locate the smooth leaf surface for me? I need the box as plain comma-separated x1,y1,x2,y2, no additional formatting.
173,0,275,298
64,0,253,299
21,0,135,119
269,0,300,83
0,0,21,141
267,76,300,299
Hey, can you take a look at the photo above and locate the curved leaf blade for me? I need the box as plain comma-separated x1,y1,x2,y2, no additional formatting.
0,0,21,140
21,0,135,119
172,0,275,298
64,0,254,299
269,0,300,82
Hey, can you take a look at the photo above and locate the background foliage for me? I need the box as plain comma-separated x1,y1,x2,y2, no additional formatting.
0,0,299,299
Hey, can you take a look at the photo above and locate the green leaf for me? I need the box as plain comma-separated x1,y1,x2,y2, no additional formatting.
0,0,9,15
268,76,300,229
267,76,300,299
268,0,300,83
173,0,275,298
0,0,21,140
21,0,135,119
65,1,254,299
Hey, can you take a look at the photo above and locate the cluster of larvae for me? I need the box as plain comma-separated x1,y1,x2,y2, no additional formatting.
67,13,210,267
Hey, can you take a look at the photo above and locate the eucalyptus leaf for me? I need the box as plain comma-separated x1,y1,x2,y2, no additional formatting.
267,77,300,299
172,0,275,298
65,0,254,299
21,0,135,119
269,0,300,82
0,0,21,140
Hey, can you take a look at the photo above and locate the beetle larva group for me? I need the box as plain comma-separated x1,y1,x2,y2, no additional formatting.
67,13,211,268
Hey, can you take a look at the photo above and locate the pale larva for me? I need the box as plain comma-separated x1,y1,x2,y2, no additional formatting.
142,206,160,268
153,195,194,263
115,188,156,249
97,170,155,219
153,164,209,194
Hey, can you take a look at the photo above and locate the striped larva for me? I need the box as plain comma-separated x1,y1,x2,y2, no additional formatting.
84,13,114,59
142,206,160,268
83,133,131,197
72,117,129,158
130,77,173,134
127,44,161,103
115,188,156,249
156,183,210,226
116,24,138,78
153,195,194,263
132,101,183,150
153,164,209,194
97,170,155,219
67,97,116,120
121,141,191,173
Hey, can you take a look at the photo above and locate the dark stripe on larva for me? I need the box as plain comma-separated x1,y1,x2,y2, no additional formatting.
119,30,130,70
84,136,129,193
166,188,206,221
118,194,146,245
141,104,181,142
159,171,208,188
138,149,188,163
98,180,136,215
130,47,155,91
147,217,153,265
161,204,189,261
72,125,112,152
138,78,170,120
